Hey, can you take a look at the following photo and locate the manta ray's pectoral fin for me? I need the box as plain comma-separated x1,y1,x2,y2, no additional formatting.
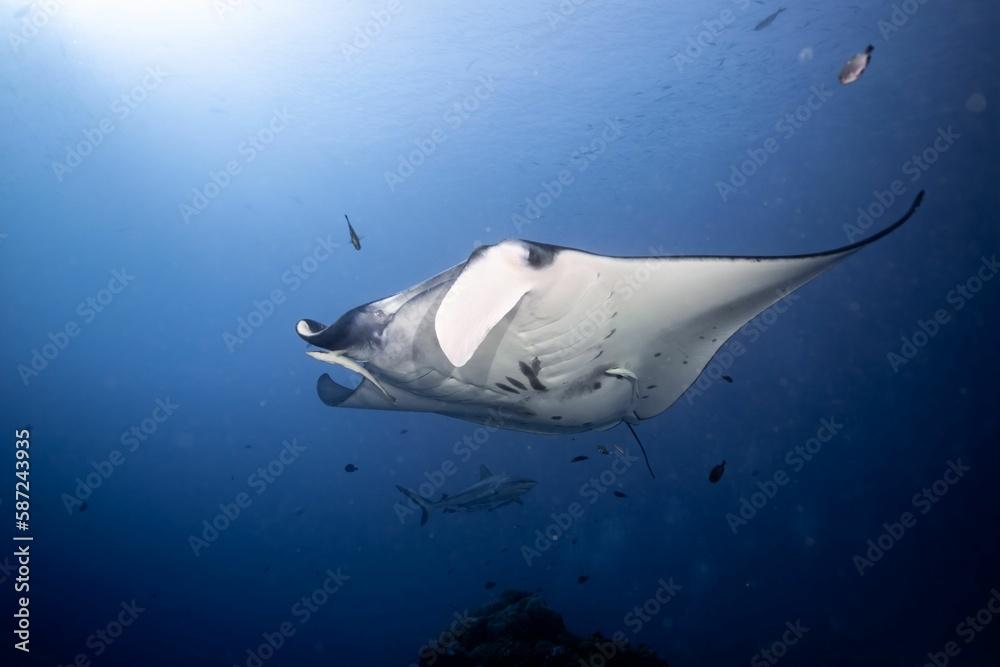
434,240,554,368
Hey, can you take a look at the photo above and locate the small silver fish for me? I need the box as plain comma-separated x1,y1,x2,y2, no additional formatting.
839,45,874,85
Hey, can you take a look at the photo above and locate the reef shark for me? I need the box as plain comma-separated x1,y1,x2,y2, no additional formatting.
396,465,537,526
297,191,924,473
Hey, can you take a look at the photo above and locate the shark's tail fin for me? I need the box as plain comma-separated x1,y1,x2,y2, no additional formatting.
396,485,433,526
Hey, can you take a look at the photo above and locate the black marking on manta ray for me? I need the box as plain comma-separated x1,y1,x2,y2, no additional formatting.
496,383,519,394
551,415,563,420
647,384,657,389
525,242,558,268
653,352,661,357
518,359,548,391
506,376,527,390
603,328,616,340
593,350,604,360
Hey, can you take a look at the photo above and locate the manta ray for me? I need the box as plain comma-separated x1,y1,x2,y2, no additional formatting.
297,192,924,474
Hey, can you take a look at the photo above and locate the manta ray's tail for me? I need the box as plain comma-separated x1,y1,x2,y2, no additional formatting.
396,485,433,526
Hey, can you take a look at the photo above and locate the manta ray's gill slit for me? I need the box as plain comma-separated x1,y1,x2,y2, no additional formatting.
495,383,519,394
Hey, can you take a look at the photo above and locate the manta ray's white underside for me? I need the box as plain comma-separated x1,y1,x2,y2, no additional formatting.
297,192,923,435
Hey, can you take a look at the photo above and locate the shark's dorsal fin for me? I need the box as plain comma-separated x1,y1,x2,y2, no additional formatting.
479,465,493,480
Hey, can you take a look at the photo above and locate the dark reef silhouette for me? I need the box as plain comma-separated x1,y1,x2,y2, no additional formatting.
418,589,669,666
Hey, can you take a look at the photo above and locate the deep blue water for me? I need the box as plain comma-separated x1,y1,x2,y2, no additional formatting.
2,1,999,665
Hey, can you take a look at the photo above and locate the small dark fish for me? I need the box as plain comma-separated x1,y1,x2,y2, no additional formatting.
753,7,785,31
293,506,305,516
577,575,590,584
839,44,874,85
79,501,89,513
596,445,610,455
344,463,358,473
399,429,408,435
709,461,726,484
345,214,361,251
613,490,628,498
722,375,733,384
571,455,589,463
484,581,496,590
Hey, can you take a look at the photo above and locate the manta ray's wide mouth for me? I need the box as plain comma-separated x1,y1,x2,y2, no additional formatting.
298,317,397,404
